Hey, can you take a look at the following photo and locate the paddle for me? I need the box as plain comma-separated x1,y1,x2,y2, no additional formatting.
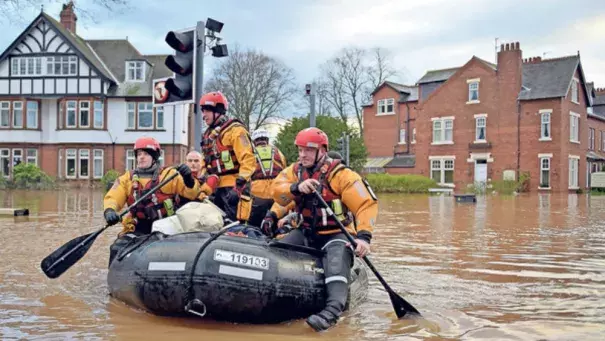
312,190,421,318
40,169,180,279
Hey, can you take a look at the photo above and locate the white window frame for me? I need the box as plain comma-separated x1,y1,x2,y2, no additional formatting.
159,149,165,166
93,149,104,179
66,101,77,128
26,149,37,166
66,148,77,179
538,154,552,190
127,103,136,129
376,98,395,116
412,128,416,144
156,106,164,129
79,101,90,128
429,156,455,187
126,149,136,171
571,78,579,104
79,149,90,179
0,101,9,128
12,149,23,167
12,101,23,128
467,78,480,104
10,56,45,76
569,111,580,143
26,101,38,129
137,102,154,130
539,109,552,141
568,155,580,189
93,100,104,129
46,56,77,76
474,113,487,143
0,149,10,177
589,127,595,150
399,128,406,144
431,117,454,145
126,61,146,82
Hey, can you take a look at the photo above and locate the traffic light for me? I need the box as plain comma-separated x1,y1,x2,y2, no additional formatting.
336,134,346,157
156,28,198,106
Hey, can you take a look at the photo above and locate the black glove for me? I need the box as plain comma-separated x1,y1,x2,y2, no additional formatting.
176,164,195,188
227,176,247,204
260,211,277,237
104,208,120,226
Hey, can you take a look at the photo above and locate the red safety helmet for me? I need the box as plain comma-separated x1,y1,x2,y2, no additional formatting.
199,91,228,115
134,136,161,160
295,127,329,150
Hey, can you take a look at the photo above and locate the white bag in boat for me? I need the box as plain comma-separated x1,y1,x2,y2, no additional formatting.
152,201,224,235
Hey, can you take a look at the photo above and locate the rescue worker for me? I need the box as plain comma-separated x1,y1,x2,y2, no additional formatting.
103,136,201,237
272,127,378,332
246,128,287,228
198,91,256,222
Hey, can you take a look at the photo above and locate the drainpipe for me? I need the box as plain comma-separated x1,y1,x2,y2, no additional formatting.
405,102,411,154
394,100,400,156
516,98,521,179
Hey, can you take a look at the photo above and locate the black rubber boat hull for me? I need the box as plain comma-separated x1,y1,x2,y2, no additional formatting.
107,230,369,323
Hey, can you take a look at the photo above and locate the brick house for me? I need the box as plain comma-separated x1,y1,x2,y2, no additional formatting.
0,2,191,182
363,41,604,192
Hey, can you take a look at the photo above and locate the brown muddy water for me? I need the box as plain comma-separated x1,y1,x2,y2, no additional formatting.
0,190,604,340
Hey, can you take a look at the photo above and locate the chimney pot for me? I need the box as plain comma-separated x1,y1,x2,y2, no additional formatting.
59,1,77,34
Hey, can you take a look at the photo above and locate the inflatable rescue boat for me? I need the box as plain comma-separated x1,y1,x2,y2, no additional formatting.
107,227,369,324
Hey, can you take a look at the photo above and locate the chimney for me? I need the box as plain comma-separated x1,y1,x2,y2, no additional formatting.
497,41,523,98
60,1,77,34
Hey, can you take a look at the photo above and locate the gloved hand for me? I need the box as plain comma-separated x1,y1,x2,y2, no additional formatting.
260,211,278,237
104,208,120,226
176,164,195,188
227,176,248,205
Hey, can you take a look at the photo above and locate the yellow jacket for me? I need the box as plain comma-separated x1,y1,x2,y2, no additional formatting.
103,167,201,235
201,123,256,189
269,200,296,219
272,161,378,240
250,147,287,200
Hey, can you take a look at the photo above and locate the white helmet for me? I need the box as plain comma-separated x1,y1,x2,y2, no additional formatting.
252,128,270,141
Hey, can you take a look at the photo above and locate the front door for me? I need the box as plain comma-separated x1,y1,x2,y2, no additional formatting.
474,159,488,183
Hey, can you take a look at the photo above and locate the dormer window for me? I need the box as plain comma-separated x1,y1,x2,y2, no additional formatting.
126,61,145,82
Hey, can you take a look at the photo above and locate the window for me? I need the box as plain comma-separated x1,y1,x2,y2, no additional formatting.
433,117,454,144
12,149,22,167
26,149,37,165
126,61,145,81
66,101,77,128
468,80,479,102
539,157,551,188
571,78,579,104
13,101,23,128
568,156,579,189
79,149,89,178
589,128,595,150
0,149,9,177
602,131,605,151
46,56,77,76
138,103,154,129
0,102,9,128
66,149,77,178
569,112,580,143
127,103,136,129
126,149,136,171
12,56,77,76
79,101,90,128
475,115,487,142
93,149,103,179
540,111,551,140
93,101,103,129
399,128,406,144
26,101,38,129
156,106,164,129
412,128,416,144
11,57,44,76
430,158,455,185
377,98,395,115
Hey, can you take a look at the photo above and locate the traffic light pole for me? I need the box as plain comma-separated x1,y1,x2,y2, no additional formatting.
345,133,350,166
309,82,316,128
193,21,206,152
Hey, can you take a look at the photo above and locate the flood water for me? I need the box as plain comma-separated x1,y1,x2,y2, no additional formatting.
1,189,604,340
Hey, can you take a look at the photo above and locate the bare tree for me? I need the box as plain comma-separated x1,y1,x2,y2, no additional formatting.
205,47,297,132
367,47,397,93
1,0,129,24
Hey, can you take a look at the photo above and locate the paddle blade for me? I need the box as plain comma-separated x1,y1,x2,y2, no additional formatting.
40,230,100,279
388,288,421,318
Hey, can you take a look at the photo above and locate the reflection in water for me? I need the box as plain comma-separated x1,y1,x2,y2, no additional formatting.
1,190,605,340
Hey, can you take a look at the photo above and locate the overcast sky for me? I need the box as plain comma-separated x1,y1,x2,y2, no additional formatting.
3,0,605,106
